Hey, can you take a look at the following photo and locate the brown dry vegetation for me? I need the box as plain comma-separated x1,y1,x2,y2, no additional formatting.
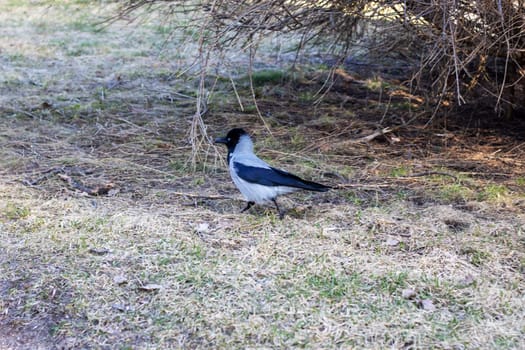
117,0,525,117
1,1,525,349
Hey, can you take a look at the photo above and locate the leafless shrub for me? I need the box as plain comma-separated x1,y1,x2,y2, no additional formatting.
115,0,525,125
402,0,525,117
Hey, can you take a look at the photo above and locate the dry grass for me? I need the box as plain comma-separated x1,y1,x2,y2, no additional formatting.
1,1,525,349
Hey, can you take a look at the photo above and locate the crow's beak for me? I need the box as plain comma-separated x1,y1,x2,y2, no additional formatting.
215,137,228,144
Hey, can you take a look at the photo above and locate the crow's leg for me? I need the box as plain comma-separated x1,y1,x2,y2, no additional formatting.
272,198,285,219
241,201,255,213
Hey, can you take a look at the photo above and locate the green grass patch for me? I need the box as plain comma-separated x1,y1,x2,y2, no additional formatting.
436,183,475,202
249,69,288,86
343,190,363,205
460,247,491,267
3,203,31,220
67,18,106,34
304,270,362,300
377,271,409,294
478,184,509,201
389,165,410,177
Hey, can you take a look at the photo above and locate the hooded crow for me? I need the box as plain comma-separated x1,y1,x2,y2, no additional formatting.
215,128,330,218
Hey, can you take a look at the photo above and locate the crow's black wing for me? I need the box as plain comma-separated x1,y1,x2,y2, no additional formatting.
233,162,330,192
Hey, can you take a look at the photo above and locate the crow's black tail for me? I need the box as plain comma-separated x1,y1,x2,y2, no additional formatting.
296,179,331,192
270,167,331,192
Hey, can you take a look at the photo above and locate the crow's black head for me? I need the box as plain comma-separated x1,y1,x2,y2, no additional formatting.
215,128,248,150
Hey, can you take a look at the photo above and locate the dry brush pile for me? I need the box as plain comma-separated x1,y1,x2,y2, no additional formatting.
116,0,525,119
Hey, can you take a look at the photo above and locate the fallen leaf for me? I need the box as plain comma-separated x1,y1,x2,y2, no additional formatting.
111,303,126,312
106,74,123,89
88,247,110,255
90,183,115,196
113,274,128,285
139,283,162,292
402,288,417,299
390,136,401,143
196,222,210,234
419,299,436,311
385,238,399,246
111,303,134,312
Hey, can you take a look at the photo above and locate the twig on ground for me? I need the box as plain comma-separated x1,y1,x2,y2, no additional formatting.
23,167,64,186
350,126,395,143
108,116,157,134
168,191,237,201
3,106,40,119
23,166,94,186
403,171,458,180
322,171,349,183
336,183,391,189
57,173,115,196
23,166,114,196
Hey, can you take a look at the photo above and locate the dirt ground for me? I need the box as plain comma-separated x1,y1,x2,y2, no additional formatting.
1,2,524,349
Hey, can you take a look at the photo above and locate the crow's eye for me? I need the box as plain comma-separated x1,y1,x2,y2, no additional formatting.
227,138,231,142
